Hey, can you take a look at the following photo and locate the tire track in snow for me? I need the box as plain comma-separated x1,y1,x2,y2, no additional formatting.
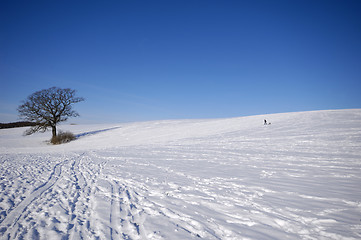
0,160,66,239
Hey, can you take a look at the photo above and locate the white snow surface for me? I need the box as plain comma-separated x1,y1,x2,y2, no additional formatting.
1,109,361,240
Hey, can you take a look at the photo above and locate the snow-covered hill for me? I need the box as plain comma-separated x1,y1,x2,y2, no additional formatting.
1,109,361,239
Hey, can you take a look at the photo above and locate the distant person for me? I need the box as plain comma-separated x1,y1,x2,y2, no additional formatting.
264,119,267,125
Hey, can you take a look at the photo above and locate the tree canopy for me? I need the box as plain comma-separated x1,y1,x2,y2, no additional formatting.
18,87,84,137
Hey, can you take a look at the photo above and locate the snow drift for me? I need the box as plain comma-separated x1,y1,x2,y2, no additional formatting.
0,109,361,239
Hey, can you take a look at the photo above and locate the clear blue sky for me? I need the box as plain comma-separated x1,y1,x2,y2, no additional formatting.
1,0,361,123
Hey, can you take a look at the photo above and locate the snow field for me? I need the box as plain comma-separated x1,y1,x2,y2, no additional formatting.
1,109,361,239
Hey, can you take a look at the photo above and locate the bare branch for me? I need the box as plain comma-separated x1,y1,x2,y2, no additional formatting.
18,87,84,137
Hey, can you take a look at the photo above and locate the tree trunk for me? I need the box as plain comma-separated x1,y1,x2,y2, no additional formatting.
52,126,57,138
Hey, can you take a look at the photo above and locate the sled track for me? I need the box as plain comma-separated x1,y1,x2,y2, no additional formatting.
109,180,147,240
1,110,361,239
2,127,360,240
0,159,66,239
0,153,107,240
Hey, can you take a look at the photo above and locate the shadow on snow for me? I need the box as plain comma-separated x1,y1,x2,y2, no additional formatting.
75,127,120,139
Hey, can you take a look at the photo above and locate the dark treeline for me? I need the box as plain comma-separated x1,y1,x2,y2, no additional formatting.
0,121,37,129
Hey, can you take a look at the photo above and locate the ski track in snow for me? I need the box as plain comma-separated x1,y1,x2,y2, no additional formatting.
1,109,361,239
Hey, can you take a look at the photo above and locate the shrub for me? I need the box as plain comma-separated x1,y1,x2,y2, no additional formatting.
51,131,76,145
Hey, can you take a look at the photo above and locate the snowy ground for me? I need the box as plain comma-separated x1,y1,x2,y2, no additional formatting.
1,109,361,240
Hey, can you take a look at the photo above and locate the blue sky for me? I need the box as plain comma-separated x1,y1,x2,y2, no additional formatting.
1,0,361,123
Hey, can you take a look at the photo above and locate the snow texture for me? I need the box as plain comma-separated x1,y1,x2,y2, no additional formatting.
1,109,361,239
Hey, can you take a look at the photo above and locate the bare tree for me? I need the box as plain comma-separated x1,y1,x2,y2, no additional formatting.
18,87,84,137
